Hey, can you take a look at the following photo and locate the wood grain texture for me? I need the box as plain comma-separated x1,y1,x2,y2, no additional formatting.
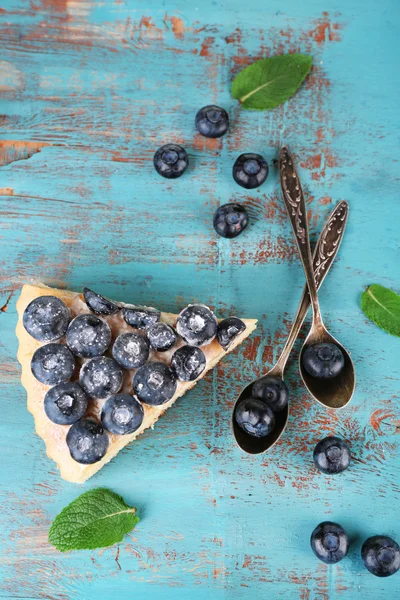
1,0,399,598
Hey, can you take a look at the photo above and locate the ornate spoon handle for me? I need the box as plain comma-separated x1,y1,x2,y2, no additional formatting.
279,146,321,321
273,199,349,373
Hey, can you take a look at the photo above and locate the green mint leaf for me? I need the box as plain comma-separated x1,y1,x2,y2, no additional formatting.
360,284,400,337
231,53,313,110
48,488,139,552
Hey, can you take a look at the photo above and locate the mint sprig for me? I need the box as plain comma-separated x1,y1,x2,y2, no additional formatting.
231,53,312,110
361,284,400,337
49,488,139,552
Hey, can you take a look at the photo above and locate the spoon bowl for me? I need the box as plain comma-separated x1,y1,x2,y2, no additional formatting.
232,199,350,453
232,366,288,454
300,327,355,409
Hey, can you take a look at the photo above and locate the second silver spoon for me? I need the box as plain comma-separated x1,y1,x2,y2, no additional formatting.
279,146,355,410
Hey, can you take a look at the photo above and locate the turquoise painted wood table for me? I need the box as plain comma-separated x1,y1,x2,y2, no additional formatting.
1,0,399,598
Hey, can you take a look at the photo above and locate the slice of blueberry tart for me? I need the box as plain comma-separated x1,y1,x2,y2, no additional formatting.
16,283,257,483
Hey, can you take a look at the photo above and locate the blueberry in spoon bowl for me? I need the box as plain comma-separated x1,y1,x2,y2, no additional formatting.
313,436,350,475
252,375,289,412
213,203,248,239
234,397,275,438
310,521,349,564
303,342,345,379
195,105,229,138
233,153,268,189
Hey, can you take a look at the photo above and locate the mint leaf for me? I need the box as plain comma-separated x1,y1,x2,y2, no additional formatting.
48,488,139,552
231,53,312,110
361,284,400,337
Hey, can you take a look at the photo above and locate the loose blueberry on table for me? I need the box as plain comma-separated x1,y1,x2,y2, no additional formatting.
171,345,206,381
122,305,161,329
133,361,177,405
66,418,109,464
83,287,119,316
146,322,177,352
234,397,275,438
44,382,88,425
23,295,70,342
195,105,229,138
66,314,111,358
361,535,400,577
313,436,350,475
176,304,218,347
310,522,349,564
213,203,249,239
79,356,123,399
302,342,345,379
232,153,269,189
112,332,149,369
252,376,289,412
31,343,75,385
101,393,144,435
217,317,246,350
153,143,189,179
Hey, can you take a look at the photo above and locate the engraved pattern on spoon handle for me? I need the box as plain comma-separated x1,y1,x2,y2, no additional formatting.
279,146,319,312
276,200,349,371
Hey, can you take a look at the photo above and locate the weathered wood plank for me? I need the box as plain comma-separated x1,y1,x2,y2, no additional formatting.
0,0,399,598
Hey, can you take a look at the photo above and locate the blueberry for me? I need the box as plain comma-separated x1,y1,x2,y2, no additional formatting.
303,343,345,379
133,362,177,405
362,536,400,577
31,343,75,385
79,356,123,399
122,305,161,330
234,397,275,438
252,376,289,413
66,418,109,464
217,317,246,350
23,296,70,342
153,143,188,179
176,304,218,347
44,382,88,425
66,314,111,358
213,203,249,239
83,288,119,316
101,393,144,435
112,333,149,369
171,345,206,381
233,153,269,189
147,322,177,352
313,436,350,475
310,522,349,564
195,105,229,138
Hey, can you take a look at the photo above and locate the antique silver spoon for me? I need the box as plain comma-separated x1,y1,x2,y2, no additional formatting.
279,146,355,410
232,199,349,454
